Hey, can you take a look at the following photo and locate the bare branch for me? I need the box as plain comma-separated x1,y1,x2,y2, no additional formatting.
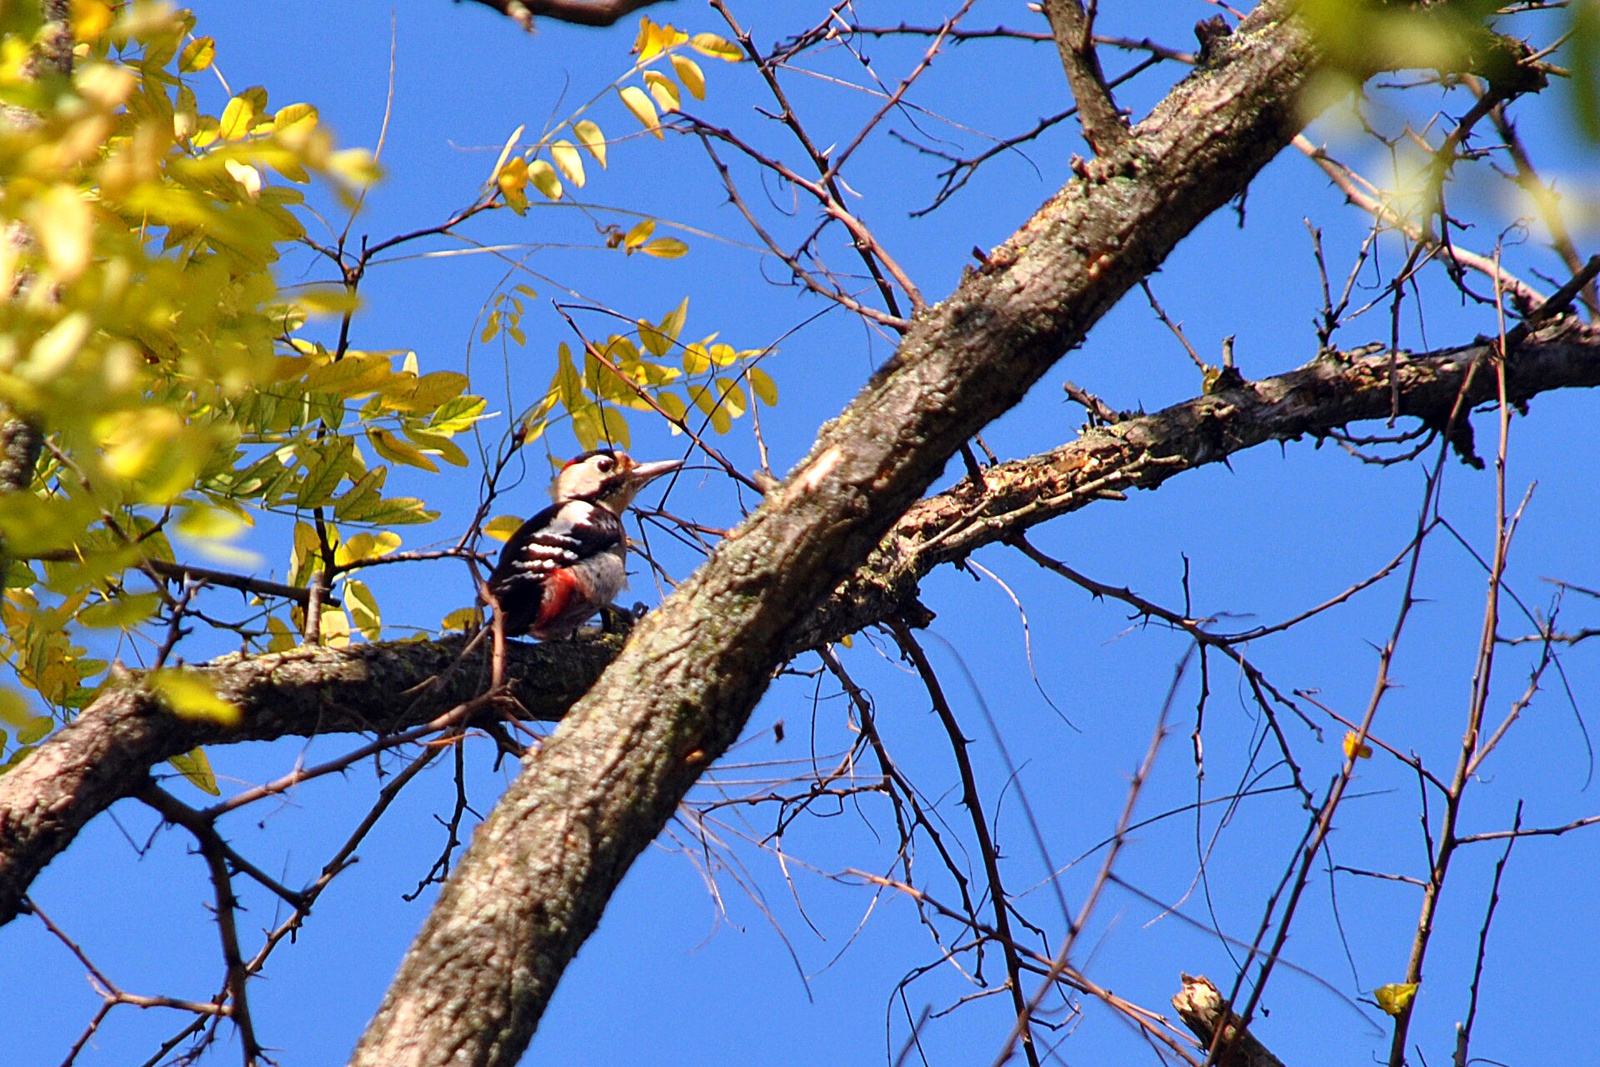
1039,0,1130,153
5,320,1600,932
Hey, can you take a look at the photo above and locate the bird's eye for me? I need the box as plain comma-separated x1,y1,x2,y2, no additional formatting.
596,456,614,471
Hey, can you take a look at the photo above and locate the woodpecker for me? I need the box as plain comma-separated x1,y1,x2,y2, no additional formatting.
488,450,683,640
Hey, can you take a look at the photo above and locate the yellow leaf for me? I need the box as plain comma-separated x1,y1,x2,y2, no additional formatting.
98,408,205,504
0,688,36,730
642,237,688,259
624,218,656,251
273,103,319,135
30,185,93,283
644,70,681,113
441,607,479,632
151,670,241,727
660,296,688,343
671,55,706,100
78,592,161,630
634,16,688,60
573,119,607,167
1374,983,1417,1017
498,156,529,215
619,85,662,139
638,319,670,358
748,366,779,406
369,427,439,473
656,390,687,427
549,139,586,187
70,0,115,42
329,148,380,186
682,344,711,375
691,33,743,61
381,369,470,413
344,579,381,641
219,93,258,141
715,377,747,419
168,748,220,796
266,616,297,653
402,425,470,467
23,311,91,382
296,287,361,316
528,158,563,201
489,123,526,187
484,515,525,543
336,530,402,567
320,608,352,648
179,35,215,73
1343,730,1373,760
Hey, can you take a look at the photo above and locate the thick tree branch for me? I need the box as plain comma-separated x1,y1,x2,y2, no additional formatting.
0,635,618,926
1172,973,1287,1067
0,11,1572,1058
1040,0,1130,153
799,318,1600,647
2,318,1595,935
348,4,1340,1064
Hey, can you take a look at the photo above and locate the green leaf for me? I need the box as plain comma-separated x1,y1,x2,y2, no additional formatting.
1374,983,1418,1017
430,395,488,434
344,579,381,641
1574,0,1600,142
334,465,388,522
441,607,479,632
660,297,689,344
78,592,162,630
369,427,440,473
401,424,470,467
485,515,525,543
168,747,221,796
350,496,438,526
296,437,355,507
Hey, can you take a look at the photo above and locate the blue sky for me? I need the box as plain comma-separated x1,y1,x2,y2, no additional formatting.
5,2,1600,1065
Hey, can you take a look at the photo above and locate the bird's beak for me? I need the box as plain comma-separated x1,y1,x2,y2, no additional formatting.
626,457,684,485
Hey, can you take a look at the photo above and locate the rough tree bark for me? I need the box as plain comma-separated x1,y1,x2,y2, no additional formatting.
3,318,1596,932
348,3,1337,1063
0,1,1573,1063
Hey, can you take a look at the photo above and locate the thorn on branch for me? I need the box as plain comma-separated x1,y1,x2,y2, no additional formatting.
1193,16,1233,66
